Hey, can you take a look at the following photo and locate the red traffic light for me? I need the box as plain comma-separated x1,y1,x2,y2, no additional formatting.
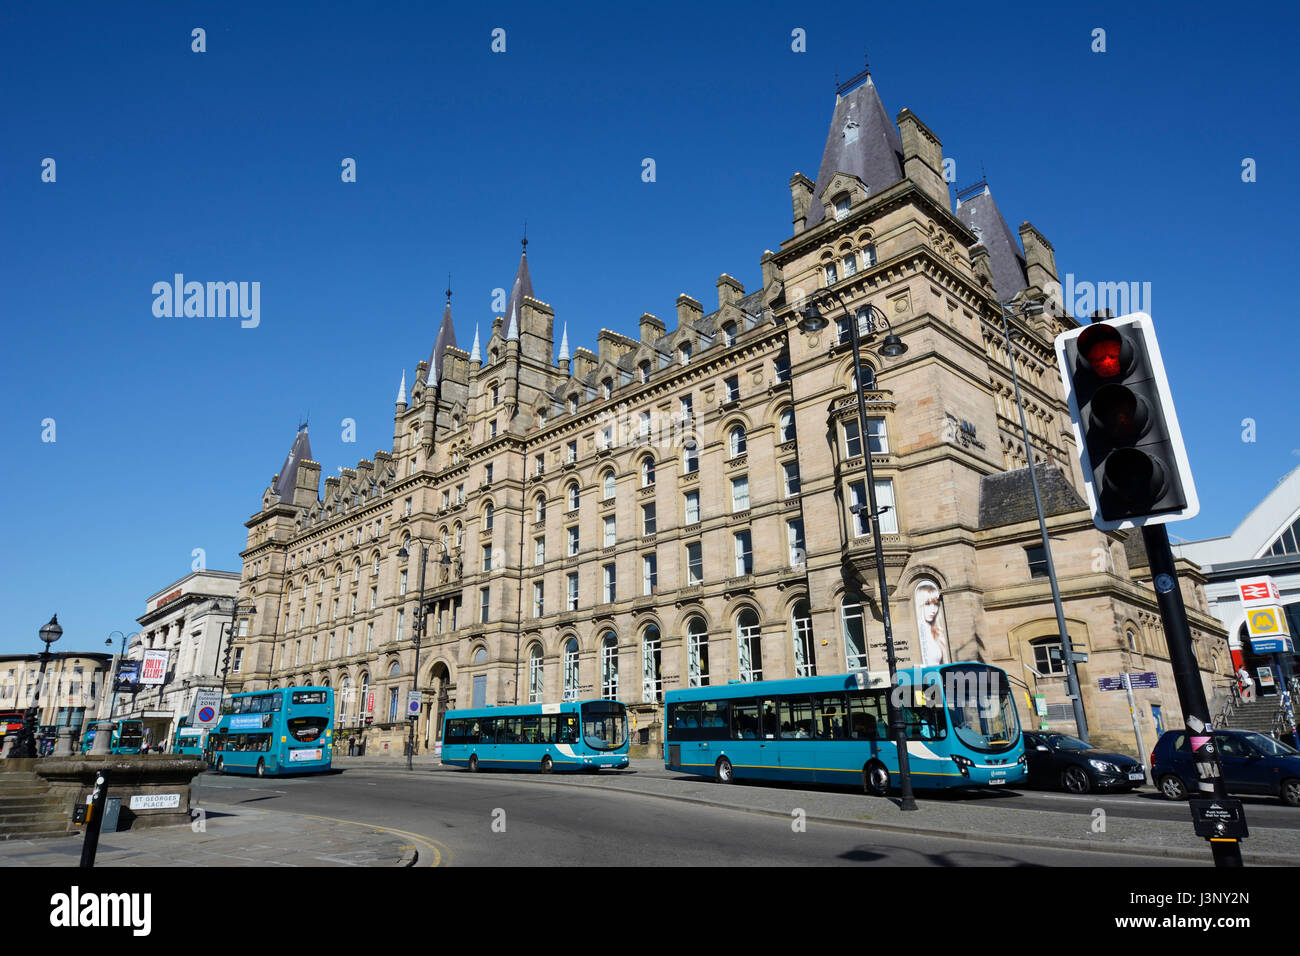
1078,324,1124,378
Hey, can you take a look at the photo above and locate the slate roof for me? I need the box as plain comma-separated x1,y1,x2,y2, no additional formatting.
978,464,1086,529
504,242,534,334
804,76,904,230
273,426,312,502
427,296,457,377
955,186,1027,302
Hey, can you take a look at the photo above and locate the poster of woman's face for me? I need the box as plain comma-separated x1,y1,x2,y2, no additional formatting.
914,580,951,667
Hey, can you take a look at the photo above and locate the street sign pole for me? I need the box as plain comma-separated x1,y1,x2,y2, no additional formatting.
1122,672,1151,785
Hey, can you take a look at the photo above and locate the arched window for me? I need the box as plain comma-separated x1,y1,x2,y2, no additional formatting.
484,503,495,532
779,408,796,443
567,483,580,511
473,646,488,665
535,496,547,522
642,625,662,703
601,470,616,500
640,457,656,487
841,600,868,670
686,617,709,687
359,672,370,722
639,361,651,383
737,610,762,682
528,643,544,704
601,632,619,698
723,322,737,346
339,678,352,724
400,534,411,557
792,601,816,677
454,523,464,549
729,425,747,458
563,638,579,702
852,362,877,392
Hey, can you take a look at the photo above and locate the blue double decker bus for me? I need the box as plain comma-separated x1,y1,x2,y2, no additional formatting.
210,686,334,777
665,663,1026,794
441,699,630,772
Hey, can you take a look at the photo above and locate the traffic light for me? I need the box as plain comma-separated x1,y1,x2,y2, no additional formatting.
1055,312,1198,530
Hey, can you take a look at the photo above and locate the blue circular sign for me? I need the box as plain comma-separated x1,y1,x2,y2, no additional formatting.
198,706,215,722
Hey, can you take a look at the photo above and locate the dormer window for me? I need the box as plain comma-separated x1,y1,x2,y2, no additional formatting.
834,195,851,221
679,343,692,366
639,361,651,383
723,323,737,347
602,379,613,400
568,395,578,414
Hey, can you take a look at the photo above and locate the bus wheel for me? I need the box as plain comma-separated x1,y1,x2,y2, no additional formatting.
468,754,479,773
864,761,890,797
256,759,266,778
215,757,224,774
714,757,734,784
540,755,554,773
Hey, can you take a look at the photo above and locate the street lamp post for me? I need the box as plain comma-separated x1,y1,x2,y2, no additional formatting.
397,540,445,770
798,291,917,810
10,615,63,757
997,297,1090,744
104,630,137,722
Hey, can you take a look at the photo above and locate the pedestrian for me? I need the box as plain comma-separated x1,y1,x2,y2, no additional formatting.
1237,667,1256,703
348,735,356,757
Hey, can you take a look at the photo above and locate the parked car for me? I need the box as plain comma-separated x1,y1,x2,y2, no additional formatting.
1022,731,1146,793
1151,729,1300,807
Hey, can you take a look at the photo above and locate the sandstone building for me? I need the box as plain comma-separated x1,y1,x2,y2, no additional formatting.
227,68,1227,757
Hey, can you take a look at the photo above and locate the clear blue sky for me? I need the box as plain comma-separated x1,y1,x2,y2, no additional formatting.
2,1,1296,655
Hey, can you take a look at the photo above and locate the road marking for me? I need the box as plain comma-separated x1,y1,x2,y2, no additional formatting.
291,811,451,867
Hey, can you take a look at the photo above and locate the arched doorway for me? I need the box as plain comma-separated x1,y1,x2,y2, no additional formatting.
426,661,453,750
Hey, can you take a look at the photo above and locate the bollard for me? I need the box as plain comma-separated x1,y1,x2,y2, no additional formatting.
79,771,109,868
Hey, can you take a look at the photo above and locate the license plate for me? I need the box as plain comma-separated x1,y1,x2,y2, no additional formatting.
989,777,1006,785
1128,772,1144,781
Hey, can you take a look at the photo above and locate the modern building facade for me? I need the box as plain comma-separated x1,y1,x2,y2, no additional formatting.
1175,465,1300,700
227,67,1227,757
113,570,241,748
0,651,113,734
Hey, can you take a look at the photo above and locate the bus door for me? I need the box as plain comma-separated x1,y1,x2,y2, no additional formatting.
776,696,818,783
727,698,779,779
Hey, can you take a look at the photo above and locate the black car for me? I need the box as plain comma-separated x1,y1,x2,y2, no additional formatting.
1151,729,1300,806
1022,731,1146,793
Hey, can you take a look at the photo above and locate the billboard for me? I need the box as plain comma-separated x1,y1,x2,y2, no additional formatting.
140,650,169,685
115,659,141,692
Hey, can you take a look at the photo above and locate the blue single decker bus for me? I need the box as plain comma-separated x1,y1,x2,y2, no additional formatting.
665,663,1026,793
441,699,630,772
210,686,334,776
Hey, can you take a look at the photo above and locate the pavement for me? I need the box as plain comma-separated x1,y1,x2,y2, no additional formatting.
1,754,1295,866
0,802,419,867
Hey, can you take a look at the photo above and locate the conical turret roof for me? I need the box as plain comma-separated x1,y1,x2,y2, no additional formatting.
272,424,313,502
805,74,904,230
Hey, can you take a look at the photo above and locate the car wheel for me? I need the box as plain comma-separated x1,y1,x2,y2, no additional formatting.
256,759,266,778
1281,778,1300,808
864,761,890,797
1159,774,1188,800
468,754,479,773
715,757,734,784
1062,766,1092,794
541,755,553,774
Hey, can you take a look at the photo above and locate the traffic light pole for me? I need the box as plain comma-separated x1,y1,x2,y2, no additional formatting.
1141,523,1244,867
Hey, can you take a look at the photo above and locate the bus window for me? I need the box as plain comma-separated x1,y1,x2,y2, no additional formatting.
759,699,778,740
669,702,700,736
520,715,539,743
478,719,495,744
539,716,557,743
778,697,814,739
730,700,758,740
813,693,848,740
848,689,887,740
699,700,728,740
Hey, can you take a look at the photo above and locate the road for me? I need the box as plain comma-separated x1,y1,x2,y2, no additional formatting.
192,767,1224,867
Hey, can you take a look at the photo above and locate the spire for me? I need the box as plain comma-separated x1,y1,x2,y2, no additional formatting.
396,370,407,405
470,324,481,363
804,68,904,230
428,281,456,380
557,322,570,361
954,181,1027,301
272,423,313,502
507,307,518,341
502,234,534,333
